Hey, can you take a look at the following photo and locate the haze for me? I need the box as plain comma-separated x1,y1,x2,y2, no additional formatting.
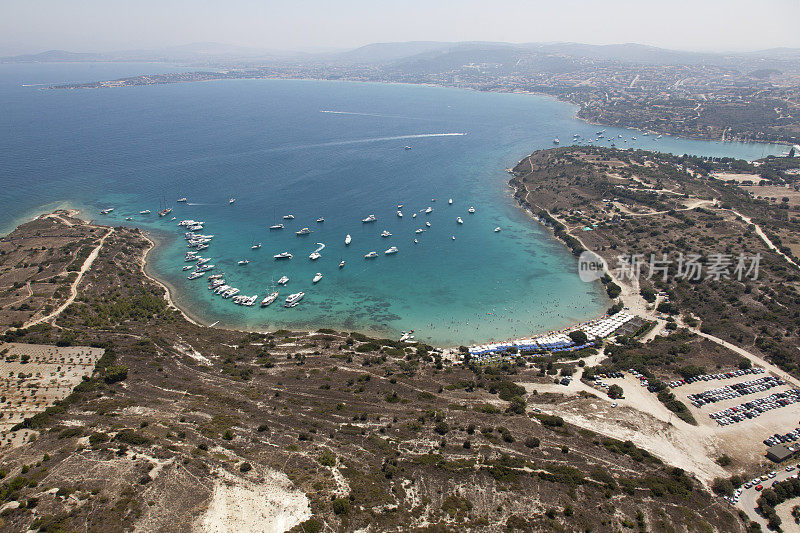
2,0,798,56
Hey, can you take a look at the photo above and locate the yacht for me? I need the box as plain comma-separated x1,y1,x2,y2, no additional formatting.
362,214,376,223
494,227,501,232
274,252,293,260
415,228,424,234
364,251,379,259
339,260,345,268
345,234,351,245
229,198,236,204
404,145,412,150
100,208,114,215
312,272,323,283
208,273,224,280
270,224,284,230
316,217,325,223
448,198,453,205
284,292,305,308
385,246,398,255
553,138,560,144
397,210,403,217
425,222,431,227
456,217,464,224
237,259,249,265
213,285,230,294
187,271,204,280
222,288,240,299
177,197,188,203
125,217,132,221
196,257,211,265
451,235,456,240
139,210,151,215
196,264,214,272
412,213,417,218
381,230,392,237
197,244,209,250
296,227,311,235
397,204,403,209
309,252,321,260
277,275,289,285
468,206,475,213
283,214,295,220
424,207,433,214
413,238,418,244
182,265,193,271
251,243,262,249
158,207,172,217
261,291,279,307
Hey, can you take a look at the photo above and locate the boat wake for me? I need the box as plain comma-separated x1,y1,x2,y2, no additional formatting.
313,243,325,253
320,110,429,121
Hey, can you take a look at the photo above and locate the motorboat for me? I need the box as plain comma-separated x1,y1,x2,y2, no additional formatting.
229,198,236,204
125,217,132,221
237,259,249,265
339,260,345,268
468,206,475,213
412,213,417,218
251,243,262,249
415,228,424,234
424,207,433,214
345,234,351,245
270,224,284,230
277,275,289,285
309,252,321,260
448,198,453,205
283,214,295,219
494,227,501,232
362,214,376,223
397,204,403,209
397,210,403,217
457,217,463,224
404,145,412,150
284,292,305,308
208,273,224,280
451,235,456,240
261,291,279,307
425,222,431,227
385,246,398,255
187,271,204,280
139,210,151,214
381,230,392,237
222,288,240,299
364,251,378,259
553,138,560,144
316,217,325,223
158,208,172,217
182,265,193,271
296,227,311,235
413,238,418,244
100,208,114,215
312,272,322,283
196,257,211,264
177,197,188,203
274,252,293,260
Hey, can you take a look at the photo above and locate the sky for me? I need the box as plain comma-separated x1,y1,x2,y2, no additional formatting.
1,0,798,55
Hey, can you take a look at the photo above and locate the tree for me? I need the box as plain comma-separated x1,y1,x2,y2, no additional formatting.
608,384,624,399
569,330,588,345
711,477,733,496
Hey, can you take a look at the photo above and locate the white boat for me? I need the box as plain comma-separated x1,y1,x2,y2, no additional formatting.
415,228,424,234
397,204,403,209
283,214,295,219
312,272,322,283
468,206,475,213
385,246,398,255
448,198,453,205
404,145,412,150
182,265,193,271
261,291,279,307
296,227,311,235
274,252,293,260
309,252,321,260
316,217,325,223
277,275,289,285
222,288,240,299
412,213,417,218
339,260,345,268
100,208,114,215
413,238,418,244
345,234,351,245
251,243,262,249
214,285,230,294
284,292,305,308
381,230,392,237
125,217,132,221
238,259,249,265
451,235,456,240
424,207,433,214
139,210,151,214
196,257,211,264
457,217,464,224
494,227,501,232
362,214,376,223
397,210,403,217
270,224,284,230
187,271,204,280
177,197,188,203
229,198,236,204
208,273,224,280
425,222,431,227
553,138,560,144
364,251,378,259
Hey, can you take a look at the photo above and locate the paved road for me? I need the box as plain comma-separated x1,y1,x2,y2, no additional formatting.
737,462,800,529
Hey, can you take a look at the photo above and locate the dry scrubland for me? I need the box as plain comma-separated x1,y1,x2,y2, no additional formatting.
0,212,743,532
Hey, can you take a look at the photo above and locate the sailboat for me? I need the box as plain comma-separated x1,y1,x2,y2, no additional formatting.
158,196,172,217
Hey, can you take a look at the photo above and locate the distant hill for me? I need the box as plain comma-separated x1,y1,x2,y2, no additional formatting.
2,49,103,63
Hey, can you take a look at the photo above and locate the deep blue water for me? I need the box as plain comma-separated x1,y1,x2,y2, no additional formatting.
0,63,785,345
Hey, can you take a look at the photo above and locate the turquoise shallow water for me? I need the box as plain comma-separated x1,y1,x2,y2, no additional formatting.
0,63,785,345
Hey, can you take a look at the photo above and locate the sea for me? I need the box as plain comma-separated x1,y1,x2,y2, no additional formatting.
0,62,786,346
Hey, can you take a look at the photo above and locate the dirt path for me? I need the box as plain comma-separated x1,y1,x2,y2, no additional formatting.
731,209,800,269
23,228,113,328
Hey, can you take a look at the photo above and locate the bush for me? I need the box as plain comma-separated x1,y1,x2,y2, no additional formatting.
608,384,624,399
568,330,588,345
712,477,734,496
239,462,252,473
435,421,450,435
524,436,540,448
318,450,336,467
332,498,349,515
103,365,129,384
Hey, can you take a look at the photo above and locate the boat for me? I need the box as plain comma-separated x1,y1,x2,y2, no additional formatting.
312,272,322,283
456,217,464,224
195,264,214,273
274,252,293,260
364,251,378,259
451,235,456,240
222,288,240,299
345,234,351,245
413,238,418,244
197,244,209,250
415,228,424,234
424,207,433,214
397,210,403,217
158,207,172,217
412,213,417,218
284,292,305,308
425,221,431,227
100,208,114,215
196,257,211,264
316,217,325,223
283,214,295,219
385,246,398,255
229,198,236,204
208,273,224,280
404,146,412,150
339,260,345,268
296,227,311,235
213,285,230,294
187,271,205,280
397,204,403,209
381,230,392,237
139,210,151,214
553,138,560,144
182,265,193,271
177,197,188,203
261,291,279,307
251,243,262,249
448,198,453,205
362,214,376,223
270,224,284,230
494,227,501,232
468,206,475,213
238,259,249,265
309,252,321,260
277,275,289,285
125,217,132,221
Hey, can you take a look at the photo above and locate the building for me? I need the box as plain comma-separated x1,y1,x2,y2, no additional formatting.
767,444,793,463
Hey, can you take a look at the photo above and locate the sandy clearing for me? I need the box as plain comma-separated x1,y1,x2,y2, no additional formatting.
194,468,311,533
776,497,800,531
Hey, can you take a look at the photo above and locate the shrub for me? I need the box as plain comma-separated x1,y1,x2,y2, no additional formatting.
103,365,129,384
332,498,349,515
435,421,450,435
524,436,540,448
239,462,252,473
318,450,336,467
